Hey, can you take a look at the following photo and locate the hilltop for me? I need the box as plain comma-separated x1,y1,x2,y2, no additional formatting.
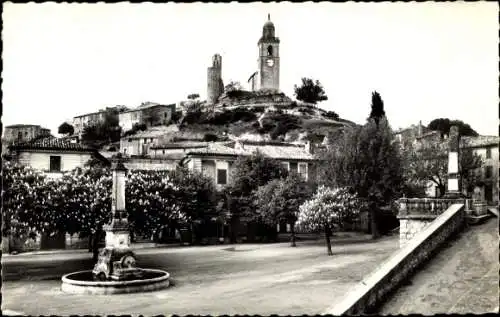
173,90,356,144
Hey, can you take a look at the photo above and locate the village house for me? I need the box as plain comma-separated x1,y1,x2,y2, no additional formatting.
7,136,109,176
72,106,127,137
181,140,319,190
2,124,51,154
461,135,499,205
118,102,176,133
119,128,179,157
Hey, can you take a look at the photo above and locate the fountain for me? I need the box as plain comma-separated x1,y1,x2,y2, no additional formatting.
61,156,170,294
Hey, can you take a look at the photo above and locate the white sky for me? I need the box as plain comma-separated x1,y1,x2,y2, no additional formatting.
2,2,498,136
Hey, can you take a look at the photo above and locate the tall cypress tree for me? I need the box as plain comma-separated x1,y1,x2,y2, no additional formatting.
369,91,386,126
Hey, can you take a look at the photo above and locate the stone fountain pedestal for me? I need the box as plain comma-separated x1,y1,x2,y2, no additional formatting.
62,156,170,294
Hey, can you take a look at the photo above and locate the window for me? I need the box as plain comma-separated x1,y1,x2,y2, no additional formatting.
486,148,491,159
217,169,227,185
290,162,298,173
17,132,22,140
485,166,493,178
298,163,308,181
144,138,148,143
50,156,61,172
267,45,273,56
281,162,290,171
162,150,165,155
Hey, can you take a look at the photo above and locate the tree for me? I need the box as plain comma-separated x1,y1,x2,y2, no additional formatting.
255,173,313,247
81,108,122,146
224,81,243,92
402,139,483,197
297,186,362,255
293,77,328,105
224,152,288,242
170,167,218,244
58,122,74,135
369,91,385,126
319,117,403,238
428,118,478,137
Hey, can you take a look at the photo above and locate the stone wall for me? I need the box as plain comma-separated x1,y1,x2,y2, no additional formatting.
325,203,466,315
398,216,435,247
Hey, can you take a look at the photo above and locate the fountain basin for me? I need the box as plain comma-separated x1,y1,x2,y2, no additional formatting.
61,269,170,295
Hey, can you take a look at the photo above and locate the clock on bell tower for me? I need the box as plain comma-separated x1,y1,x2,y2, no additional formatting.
257,14,280,91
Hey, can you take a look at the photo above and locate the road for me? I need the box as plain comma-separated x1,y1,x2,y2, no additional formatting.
2,234,398,315
378,216,499,315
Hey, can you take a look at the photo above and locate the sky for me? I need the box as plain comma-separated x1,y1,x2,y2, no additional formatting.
2,2,498,136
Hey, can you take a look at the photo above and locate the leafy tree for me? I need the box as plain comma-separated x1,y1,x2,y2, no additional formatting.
297,186,362,255
402,139,483,197
319,117,403,238
81,108,122,146
293,77,328,105
369,91,385,126
255,173,313,246
187,93,200,100
428,118,478,137
224,81,243,92
58,122,74,135
224,152,288,242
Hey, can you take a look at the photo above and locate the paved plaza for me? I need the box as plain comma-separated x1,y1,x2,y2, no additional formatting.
2,234,398,315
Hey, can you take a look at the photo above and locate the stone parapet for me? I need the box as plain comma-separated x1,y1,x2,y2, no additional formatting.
325,203,466,315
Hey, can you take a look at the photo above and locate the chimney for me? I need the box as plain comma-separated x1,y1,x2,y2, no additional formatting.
305,141,314,154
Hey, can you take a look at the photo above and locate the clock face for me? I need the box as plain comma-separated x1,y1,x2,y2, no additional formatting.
266,59,274,67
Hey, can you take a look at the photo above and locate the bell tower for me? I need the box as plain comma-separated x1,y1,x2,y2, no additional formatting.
257,14,280,91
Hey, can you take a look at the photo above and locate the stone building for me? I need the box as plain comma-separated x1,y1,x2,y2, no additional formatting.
3,124,51,143
118,102,175,133
207,54,224,104
250,14,280,92
8,136,108,175
3,124,51,153
461,135,499,205
73,110,107,137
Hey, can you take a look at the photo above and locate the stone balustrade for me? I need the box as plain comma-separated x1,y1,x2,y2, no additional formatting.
398,198,469,217
397,197,471,247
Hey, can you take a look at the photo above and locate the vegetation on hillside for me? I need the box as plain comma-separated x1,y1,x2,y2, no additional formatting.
427,118,479,137
294,77,328,105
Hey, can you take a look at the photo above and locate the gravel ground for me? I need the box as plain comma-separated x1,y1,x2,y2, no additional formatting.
2,235,398,315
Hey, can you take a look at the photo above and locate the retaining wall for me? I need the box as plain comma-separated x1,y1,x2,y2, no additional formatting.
324,203,466,315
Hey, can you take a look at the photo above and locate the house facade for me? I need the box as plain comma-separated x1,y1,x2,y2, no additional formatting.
3,124,51,154
118,102,175,133
72,111,107,137
182,140,319,190
461,135,499,205
8,136,108,176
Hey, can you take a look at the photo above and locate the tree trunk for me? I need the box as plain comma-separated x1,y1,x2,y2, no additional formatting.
438,184,446,198
290,221,297,247
325,226,333,256
92,229,102,262
370,206,380,240
88,233,93,252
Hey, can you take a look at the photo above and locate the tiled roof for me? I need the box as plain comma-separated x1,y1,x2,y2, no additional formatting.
5,124,43,129
151,141,209,150
186,142,246,157
122,103,175,113
9,136,95,152
461,135,499,148
185,141,316,161
241,143,315,161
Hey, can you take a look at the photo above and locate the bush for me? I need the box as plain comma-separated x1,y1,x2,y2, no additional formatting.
322,111,340,121
203,133,219,142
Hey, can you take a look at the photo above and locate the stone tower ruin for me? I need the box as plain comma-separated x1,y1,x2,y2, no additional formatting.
207,54,223,104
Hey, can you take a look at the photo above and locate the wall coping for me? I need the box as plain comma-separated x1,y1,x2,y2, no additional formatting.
397,214,437,220
324,203,464,315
